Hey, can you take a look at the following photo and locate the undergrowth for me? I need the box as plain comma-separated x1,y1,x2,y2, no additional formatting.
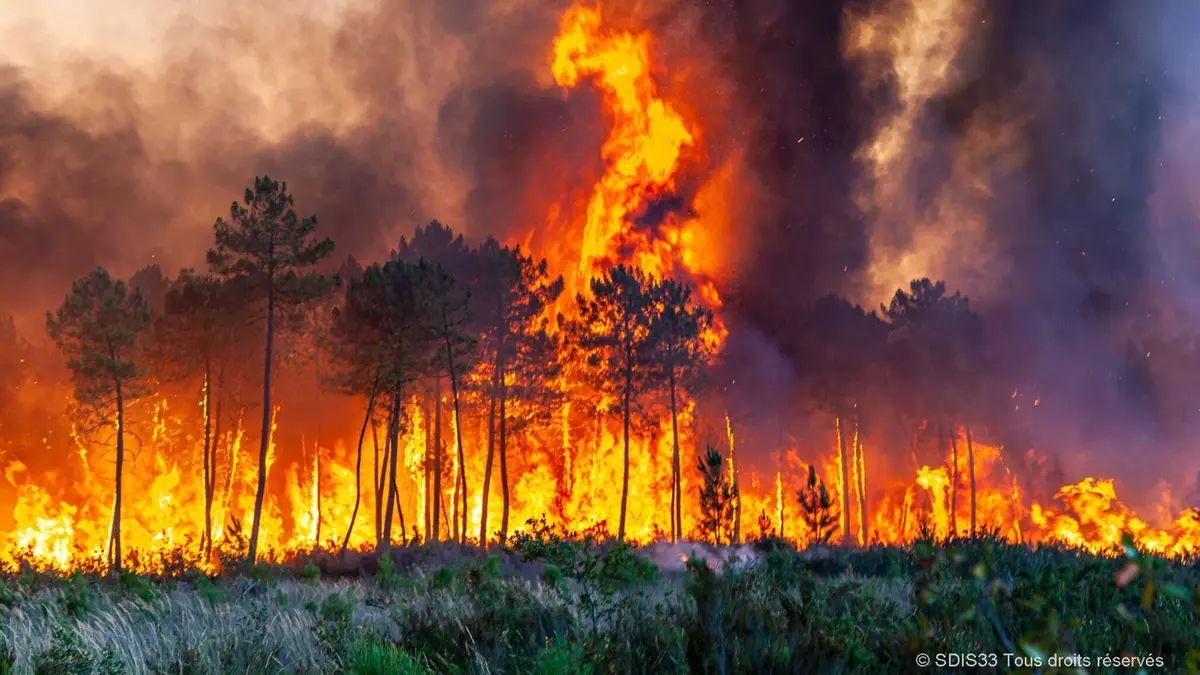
0,525,1196,674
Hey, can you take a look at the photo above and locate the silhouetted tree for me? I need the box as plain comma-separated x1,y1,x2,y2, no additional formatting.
394,221,473,542
207,176,335,564
797,464,838,545
563,264,656,542
788,295,886,544
130,265,168,314
697,445,737,545
46,268,152,573
647,277,713,543
474,237,564,545
330,259,442,552
158,270,246,555
883,279,984,537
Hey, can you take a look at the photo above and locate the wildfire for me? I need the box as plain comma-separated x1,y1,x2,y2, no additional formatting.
1,3,1199,575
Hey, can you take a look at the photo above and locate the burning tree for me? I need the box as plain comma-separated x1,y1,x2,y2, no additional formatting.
473,237,563,545
884,279,986,538
697,445,737,545
329,259,442,552
647,277,713,543
156,270,248,556
46,268,152,573
206,176,336,565
393,221,476,543
798,464,839,546
786,295,886,544
564,264,656,542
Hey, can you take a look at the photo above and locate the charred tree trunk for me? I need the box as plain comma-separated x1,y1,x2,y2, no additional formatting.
856,408,868,545
380,392,403,552
343,374,380,554
207,369,222,557
479,355,499,547
836,415,852,543
315,439,322,546
372,417,383,543
111,375,126,574
247,263,275,566
423,393,431,539
731,418,741,545
966,424,977,538
201,359,214,556
443,320,468,547
949,424,959,538
619,354,632,543
499,352,511,544
432,377,442,542
669,367,682,544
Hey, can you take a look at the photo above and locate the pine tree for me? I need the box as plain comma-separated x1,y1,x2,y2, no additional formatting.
797,464,838,546
647,277,712,543
563,264,656,542
206,176,335,565
157,270,246,556
696,445,737,545
46,268,152,573
474,237,563,545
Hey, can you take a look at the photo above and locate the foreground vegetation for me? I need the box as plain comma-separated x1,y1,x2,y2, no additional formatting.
2,525,1197,675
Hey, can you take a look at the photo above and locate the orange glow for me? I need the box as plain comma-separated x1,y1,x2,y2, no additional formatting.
2,3,1199,574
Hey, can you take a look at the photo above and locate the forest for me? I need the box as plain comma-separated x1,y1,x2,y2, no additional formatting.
0,175,1197,675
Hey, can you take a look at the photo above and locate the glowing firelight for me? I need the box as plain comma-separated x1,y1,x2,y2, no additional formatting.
1,2,1199,575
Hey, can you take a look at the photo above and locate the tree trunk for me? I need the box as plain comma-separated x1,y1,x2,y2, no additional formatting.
202,359,214,556
247,273,275,566
372,416,383,543
208,368,222,556
855,408,868,545
432,377,442,542
836,415,852,543
376,404,393,547
668,367,682,544
966,424,977,538
949,424,959,538
315,439,322,546
111,376,126,574
380,392,403,552
619,361,632,543
731,418,741,545
444,321,468,547
343,374,380,553
499,353,511,544
423,394,431,538
479,355,499,547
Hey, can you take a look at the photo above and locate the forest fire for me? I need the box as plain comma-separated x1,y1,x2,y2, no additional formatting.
1,2,1200,577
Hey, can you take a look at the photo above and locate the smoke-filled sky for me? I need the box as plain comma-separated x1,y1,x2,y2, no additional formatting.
3,0,1200,502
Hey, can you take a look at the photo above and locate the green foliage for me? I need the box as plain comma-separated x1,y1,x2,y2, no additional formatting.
310,590,358,662
60,571,96,620
348,639,429,675
116,569,157,603
33,625,124,675
531,640,594,675
206,176,336,309
798,464,839,545
302,560,321,581
374,552,401,590
697,446,737,545
46,267,153,420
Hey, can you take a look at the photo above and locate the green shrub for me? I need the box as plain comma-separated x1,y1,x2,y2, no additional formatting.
348,640,428,675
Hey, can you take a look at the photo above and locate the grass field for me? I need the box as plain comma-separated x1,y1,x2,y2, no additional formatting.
1,526,1198,674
